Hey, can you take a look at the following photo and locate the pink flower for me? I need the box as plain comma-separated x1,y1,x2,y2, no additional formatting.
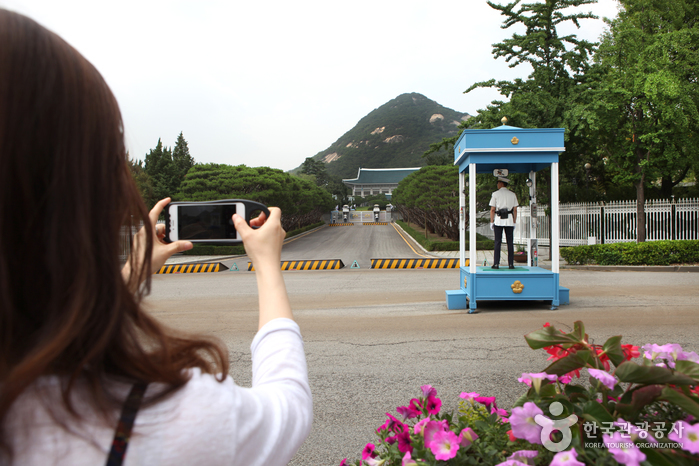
495,461,528,466
423,420,447,447
459,427,479,448
509,402,544,444
413,418,430,435
517,372,557,393
550,449,585,466
668,420,699,454
339,459,347,466
614,419,657,443
361,443,376,460
559,374,573,384
588,368,617,390
429,429,460,461
491,406,509,418
603,432,646,466
377,413,404,434
364,458,385,466
425,395,442,414
459,391,480,401
421,384,437,398
506,450,538,465
402,451,418,466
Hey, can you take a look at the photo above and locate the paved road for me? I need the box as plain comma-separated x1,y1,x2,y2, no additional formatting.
145,226,699,465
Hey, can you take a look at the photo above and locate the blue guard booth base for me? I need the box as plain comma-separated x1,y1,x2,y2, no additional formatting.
445,124,570,313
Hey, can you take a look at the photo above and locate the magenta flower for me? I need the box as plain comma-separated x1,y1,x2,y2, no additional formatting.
550,449,585,466
459,427,479,448
494,460,529,466
509,402,544,444
603,432,646,466
377,412,404,434
396,427,413,454
491,405,509,418
475,396,496,410
425,395,442,414
422,420,447,447
559,374,573,384
402,451,418,466
588,368,617,390
361,443,376,460
396,399,422,420
429,429,460,461
421,384,437,398
517,372,557,393
339,459,347,466
668,420,699,454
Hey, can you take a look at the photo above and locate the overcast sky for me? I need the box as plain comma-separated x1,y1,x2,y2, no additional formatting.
4,0,620,171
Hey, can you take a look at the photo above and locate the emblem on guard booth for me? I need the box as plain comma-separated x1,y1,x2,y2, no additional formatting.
464,277,467,288
511,136,519,145
511,280,524,294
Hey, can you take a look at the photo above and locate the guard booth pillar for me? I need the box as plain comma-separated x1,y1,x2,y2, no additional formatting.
445,124,570,313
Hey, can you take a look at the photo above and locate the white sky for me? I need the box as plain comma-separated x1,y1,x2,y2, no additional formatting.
3,0,620,171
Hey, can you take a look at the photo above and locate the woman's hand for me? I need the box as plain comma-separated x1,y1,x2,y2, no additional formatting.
122,198,193,288
233,207,293,329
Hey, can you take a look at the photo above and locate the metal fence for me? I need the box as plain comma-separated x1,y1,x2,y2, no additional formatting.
478,198,698,246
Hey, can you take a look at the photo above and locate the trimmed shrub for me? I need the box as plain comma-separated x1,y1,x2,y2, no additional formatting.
396,220,494,251
560,240,699,266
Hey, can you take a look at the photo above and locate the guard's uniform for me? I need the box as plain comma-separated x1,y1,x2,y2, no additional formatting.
489,186,519,267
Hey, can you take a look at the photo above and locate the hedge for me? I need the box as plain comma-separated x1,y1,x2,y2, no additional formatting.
182,221,325,255
559,240,699,266
396,220,494,251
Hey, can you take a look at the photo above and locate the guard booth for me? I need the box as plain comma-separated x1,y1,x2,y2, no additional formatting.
445,123,570,313
373,204,380,222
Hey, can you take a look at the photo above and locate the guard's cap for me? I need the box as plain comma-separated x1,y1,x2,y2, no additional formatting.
497,176,511,184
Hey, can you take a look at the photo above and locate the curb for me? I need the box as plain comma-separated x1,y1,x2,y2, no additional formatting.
156,262,228,274
561,265,699,272
248,259,345,271
371,258,465,269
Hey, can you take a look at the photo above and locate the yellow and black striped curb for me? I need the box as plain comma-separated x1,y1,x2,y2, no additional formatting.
156,262,228,274
248,259,345,271
362,222,388,225
371,258,467,269
328,223,354,226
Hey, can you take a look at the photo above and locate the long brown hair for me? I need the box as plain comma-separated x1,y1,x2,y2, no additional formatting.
0,9,228,459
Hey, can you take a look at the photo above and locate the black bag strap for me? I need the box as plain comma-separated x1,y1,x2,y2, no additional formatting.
106,381,148,466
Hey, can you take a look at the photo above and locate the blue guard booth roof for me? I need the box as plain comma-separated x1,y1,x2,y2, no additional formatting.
453,125,565,174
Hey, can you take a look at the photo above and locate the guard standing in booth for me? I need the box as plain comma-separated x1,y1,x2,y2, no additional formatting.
489,177,518,269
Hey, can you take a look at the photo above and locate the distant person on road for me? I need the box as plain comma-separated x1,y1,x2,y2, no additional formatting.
0,9,311,466
489,177,519,269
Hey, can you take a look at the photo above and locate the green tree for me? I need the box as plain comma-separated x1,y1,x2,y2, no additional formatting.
144,138,175,202
127,156,156,208
177,164,334,231
579,0,699,241
171,132,195,192
392,166,461,240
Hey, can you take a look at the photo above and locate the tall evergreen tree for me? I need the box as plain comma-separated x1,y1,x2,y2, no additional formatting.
172,132,195,192
144,138,175,202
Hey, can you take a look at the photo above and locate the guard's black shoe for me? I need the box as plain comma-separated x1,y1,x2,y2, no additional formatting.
491,264,499,269
509,265,515,269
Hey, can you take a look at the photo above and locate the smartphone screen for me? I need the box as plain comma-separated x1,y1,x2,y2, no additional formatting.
177,204,237,240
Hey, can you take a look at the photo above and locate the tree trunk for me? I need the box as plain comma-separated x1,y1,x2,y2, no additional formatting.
635,175,646,243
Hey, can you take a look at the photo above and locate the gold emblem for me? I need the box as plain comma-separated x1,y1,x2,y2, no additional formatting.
511,280,524,294
463,277,467,288
511,137,519,145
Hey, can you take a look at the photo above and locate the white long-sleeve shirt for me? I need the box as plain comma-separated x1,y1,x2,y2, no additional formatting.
7,318,312,466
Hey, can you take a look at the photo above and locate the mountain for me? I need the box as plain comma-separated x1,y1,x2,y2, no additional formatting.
302,93,470,179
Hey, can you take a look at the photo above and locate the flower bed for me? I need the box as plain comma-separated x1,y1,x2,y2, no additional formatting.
340,321,699,465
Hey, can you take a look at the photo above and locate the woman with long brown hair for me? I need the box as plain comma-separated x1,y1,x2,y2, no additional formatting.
0,8,312,465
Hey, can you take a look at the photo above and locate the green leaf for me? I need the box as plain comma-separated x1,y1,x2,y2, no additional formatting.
674,360,699,383
640,448,679,466
571,321,586,341
615,385,663,421
660,387,699,418
544,351,590,376
582,400,614,425
615,361,697,385
602,335,625,368
539,384,558,398
524,326,581,350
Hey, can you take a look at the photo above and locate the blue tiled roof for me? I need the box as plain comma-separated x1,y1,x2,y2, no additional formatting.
343,168,420,184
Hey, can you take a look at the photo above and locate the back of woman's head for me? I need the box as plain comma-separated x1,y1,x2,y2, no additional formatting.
0,8,227,458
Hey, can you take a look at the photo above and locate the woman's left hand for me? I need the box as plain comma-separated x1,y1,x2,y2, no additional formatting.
122,198,192,287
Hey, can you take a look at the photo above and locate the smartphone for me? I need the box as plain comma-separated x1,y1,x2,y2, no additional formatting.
164,199,270,244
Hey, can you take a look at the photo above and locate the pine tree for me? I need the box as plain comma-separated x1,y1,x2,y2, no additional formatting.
172,132,195,192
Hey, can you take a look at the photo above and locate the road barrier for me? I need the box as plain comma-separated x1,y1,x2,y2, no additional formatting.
248,259,345,271
362,222,389,226
156,262,228,274
328,223,354,227
371,258,466,269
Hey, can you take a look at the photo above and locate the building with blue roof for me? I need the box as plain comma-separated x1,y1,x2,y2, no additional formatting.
342,167,420,199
